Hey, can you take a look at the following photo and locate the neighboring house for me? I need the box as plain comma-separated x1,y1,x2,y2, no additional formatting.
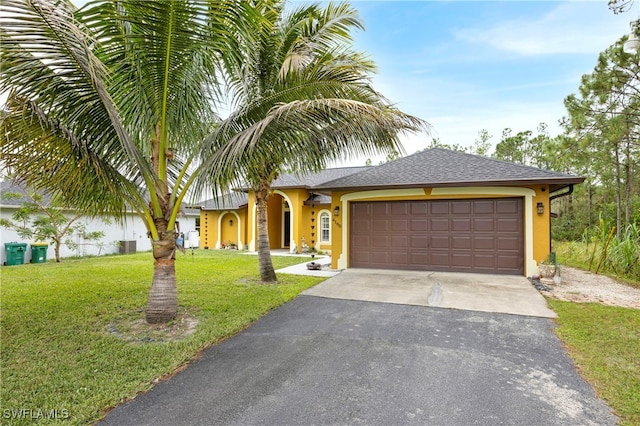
199,148,584,277
0,181,200,264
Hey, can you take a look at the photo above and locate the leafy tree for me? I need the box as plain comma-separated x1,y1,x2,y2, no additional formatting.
0,0,253,323
202,1,426,282
563,37,640,238
0,189,104,262
471,129,492,156
425,137,466,153
493,128,531,164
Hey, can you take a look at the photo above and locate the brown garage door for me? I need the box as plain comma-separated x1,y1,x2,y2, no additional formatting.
349,198,524,275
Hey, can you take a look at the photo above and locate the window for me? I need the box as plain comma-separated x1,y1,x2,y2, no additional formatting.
320,212,330,243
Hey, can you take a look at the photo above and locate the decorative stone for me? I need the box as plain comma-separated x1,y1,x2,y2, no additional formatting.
306,262,321,270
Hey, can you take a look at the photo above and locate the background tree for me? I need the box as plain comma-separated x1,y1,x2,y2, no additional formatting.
0,0,252,323
471,129,492,156
563,37,640,238
201,1,427,282
0,189,105,262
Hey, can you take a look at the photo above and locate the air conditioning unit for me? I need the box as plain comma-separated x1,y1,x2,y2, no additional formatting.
119,240,137,254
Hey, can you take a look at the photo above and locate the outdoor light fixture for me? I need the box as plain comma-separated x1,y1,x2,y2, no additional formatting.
229,219,233,226
625,20,640,54
333,206,340,216
537,202,544,215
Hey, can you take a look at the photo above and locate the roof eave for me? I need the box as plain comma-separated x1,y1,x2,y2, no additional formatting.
313,177,586,193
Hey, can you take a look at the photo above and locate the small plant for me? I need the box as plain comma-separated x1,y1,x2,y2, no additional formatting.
539,252,557,279
542,252,557,265
0,189,105,262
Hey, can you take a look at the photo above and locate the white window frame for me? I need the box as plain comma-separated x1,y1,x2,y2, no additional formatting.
319,211,331,243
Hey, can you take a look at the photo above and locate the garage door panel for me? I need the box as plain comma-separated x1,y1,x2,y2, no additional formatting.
497,237,520,251
431,202,449,214
372,203,389,216
369,251,389,264
497,218,519,232
452,253,472,267
452,236,471,249
352,203,370,216
411,202,428,215
391,236,408,248
352,219,370,233
411,219,428,231
497,255,521,271
410,252,428,265
350,198,523,275
391,219,408,231
391,203,408,215
430,252,450,266
431,219,449,231
497,199,519,214
473,218,494,232
430,236,449,248
452,201,471,214
474,236,495,250
452,219,471,232
410,236,428,248
473,200,495,214
352,235,371,247
372,220,389,231
391,251,408,264
473,254,496,268
371,236,389,248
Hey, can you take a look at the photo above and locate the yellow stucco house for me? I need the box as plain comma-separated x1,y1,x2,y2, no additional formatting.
199,148,583,277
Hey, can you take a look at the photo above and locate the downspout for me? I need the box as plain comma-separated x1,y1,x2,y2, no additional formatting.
548,185,574,252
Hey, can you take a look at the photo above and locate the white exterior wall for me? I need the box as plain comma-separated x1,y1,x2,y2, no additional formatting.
0,207,198,265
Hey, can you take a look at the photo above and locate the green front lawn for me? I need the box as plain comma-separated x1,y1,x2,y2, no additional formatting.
548,300,640,425
3,251,638,425
1,250,323,425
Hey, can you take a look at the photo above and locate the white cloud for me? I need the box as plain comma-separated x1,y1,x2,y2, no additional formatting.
455,2,631,56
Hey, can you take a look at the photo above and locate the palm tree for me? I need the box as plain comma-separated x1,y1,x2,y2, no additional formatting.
0,0,253,323
202,1,428,282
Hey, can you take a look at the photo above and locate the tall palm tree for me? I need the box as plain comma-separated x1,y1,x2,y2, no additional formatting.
0,0,254,323
202,1,428,282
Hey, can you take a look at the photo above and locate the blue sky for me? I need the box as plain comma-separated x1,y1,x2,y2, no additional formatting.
4,1,633,166
325,1,634,163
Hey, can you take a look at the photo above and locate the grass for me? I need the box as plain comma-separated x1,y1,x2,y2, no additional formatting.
554,239,640,287
548,300,640,425
0,250,324,425
3,250,639,425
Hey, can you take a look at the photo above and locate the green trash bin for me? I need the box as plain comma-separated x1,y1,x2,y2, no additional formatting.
4,242,28,266
31,243,49,264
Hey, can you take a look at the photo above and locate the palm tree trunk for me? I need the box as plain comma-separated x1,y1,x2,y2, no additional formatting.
256,186,277,283
145,228,178,323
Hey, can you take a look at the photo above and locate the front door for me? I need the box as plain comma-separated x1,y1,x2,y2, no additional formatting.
283,211,291,248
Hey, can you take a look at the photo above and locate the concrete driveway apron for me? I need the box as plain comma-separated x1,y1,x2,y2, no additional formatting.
100,271,616,426
302,268,558,318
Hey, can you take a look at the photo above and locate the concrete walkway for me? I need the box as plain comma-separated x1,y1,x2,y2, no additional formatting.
275,255,340,278
302,268,557,318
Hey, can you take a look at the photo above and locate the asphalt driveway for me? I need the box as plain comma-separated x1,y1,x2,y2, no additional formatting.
100,295,617,425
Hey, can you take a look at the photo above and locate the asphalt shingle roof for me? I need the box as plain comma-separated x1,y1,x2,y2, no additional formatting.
270,166,372,189
201,192,249,211
313,148,584,192
0,181,52,206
